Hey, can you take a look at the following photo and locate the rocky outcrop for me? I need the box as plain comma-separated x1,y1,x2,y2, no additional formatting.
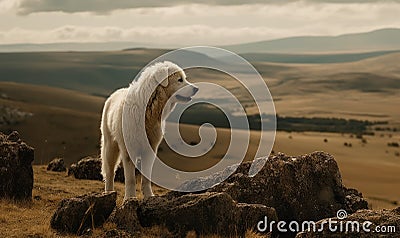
47,157,66,172
180,152,368,223
296,207,400,238
50,192,117,235
0,131,34,200
68,156,125,182
57,151,370,237
114,192,278,237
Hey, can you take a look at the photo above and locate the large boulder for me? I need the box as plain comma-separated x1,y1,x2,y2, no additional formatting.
68,156,125,182
47,157,66,172
179,152,368,223
0,131,34,200
296,207,400,238
109,151,368,237
50,192,117,235
115,192,278,237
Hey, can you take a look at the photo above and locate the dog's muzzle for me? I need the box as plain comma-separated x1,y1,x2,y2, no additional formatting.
176,85,199,102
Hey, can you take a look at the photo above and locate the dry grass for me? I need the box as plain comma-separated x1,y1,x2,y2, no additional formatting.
0,166,262,237
0,166,105,237
0,165,141,237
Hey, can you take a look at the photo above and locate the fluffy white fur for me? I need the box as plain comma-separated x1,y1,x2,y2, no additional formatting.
100,61,198,199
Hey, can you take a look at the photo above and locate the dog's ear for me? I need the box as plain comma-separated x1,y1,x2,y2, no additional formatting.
153,66,169,87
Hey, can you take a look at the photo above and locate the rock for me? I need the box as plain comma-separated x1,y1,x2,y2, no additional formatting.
67,163,77,176
100,229,135,238
68,156,103,181
296,207,400,238
112,198,142,234
50,192,117,235
237,203,278,236
180,152,368,223
177,163,239,192
68,156,125,182
133,192,277,237
344,188,369,213
7,131,21,142
0,131,34,200
47,158,67,172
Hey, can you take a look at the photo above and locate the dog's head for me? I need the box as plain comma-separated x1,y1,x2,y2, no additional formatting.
152,61,198,103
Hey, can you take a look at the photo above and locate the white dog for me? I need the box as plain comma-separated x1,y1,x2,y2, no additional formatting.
100,61,198,199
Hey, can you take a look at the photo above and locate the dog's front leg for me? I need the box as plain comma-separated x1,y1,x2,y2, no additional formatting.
141,151,155,198
122,155,136,200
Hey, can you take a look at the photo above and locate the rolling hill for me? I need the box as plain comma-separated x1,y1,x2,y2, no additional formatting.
0,48,235,97
0,42,172,53
1,49,400,123
0,49,168,96
0,81,104,164
1,49,400,98
237,50,400,64
224,28,400,54
1,28,399,55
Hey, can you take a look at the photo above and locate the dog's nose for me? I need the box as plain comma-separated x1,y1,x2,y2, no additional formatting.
193,86,199,94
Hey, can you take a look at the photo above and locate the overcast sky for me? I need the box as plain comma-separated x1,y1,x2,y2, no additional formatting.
0,0,399,46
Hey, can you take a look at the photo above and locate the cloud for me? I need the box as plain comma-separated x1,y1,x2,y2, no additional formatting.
1,1,399,46
16,0,400,14
0,25,292,45
0,0,20,13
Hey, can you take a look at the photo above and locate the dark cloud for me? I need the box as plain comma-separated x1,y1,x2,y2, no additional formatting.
17,0,400,15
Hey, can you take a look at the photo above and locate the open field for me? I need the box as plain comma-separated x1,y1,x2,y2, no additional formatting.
0,49,400,213
1,80,399,210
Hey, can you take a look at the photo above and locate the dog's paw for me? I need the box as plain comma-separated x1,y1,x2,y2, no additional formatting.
143,192,155,199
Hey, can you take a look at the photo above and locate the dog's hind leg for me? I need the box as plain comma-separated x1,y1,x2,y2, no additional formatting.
121,149,137,199
141,174,154,198
101,140,119,192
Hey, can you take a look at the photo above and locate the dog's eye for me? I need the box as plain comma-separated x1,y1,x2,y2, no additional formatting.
178,78,183,83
